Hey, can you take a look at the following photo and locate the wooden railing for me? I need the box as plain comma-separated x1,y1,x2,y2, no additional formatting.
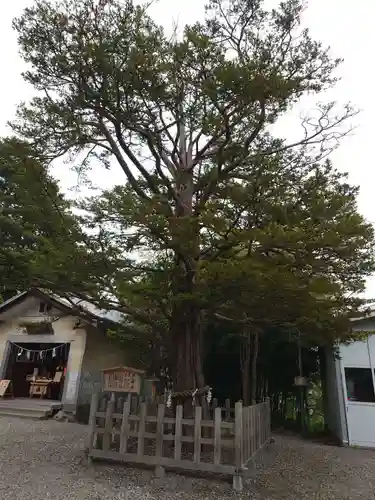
86,394,271,491
240,401,271,468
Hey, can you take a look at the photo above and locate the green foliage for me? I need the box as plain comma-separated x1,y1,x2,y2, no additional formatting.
307,382,325,433
0,137,91,296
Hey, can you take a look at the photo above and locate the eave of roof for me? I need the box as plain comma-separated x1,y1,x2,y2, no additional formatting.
350,304,375,322
0,288,123,326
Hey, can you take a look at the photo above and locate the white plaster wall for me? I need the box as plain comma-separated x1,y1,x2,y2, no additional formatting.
78,325,128,405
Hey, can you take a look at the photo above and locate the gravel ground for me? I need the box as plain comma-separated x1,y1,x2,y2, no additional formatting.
0,417,374,500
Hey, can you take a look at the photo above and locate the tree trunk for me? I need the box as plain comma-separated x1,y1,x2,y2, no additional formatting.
171,303,204,391
170,166,205,392
250,332,259,405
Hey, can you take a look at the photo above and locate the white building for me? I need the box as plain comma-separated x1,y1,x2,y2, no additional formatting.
326,308,375,447
0,288,130,420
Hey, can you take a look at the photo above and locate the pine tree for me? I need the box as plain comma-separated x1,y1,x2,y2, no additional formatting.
11,0,366,390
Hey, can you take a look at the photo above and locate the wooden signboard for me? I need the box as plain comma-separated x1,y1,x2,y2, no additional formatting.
0,380,13,398
102,366,145,394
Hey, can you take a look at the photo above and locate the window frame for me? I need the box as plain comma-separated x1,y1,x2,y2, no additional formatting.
344,367,375,404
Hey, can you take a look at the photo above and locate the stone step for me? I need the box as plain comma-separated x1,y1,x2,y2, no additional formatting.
0,408,50,420
0,404,57,419
0,402,54,411
0,399,62,420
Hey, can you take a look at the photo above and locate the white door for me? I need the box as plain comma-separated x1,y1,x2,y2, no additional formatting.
343,362,375,447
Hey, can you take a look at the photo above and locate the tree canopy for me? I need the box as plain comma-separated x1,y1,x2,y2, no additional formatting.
9,0,375,394
0,137,93,298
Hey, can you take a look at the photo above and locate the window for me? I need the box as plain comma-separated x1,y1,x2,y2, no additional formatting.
39,302,52,314
345,368,375,403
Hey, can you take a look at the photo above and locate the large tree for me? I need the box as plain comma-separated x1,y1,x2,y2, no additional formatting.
11,0,361,390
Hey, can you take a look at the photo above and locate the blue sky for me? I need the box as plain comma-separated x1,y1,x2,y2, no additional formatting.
1,0,375,296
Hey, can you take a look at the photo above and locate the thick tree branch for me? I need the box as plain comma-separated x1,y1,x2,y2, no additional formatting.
98,118,151,201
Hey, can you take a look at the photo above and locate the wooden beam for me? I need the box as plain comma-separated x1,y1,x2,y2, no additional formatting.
89,449,236,476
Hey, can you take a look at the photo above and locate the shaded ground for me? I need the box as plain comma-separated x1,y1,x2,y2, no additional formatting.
249,435,375,499
0,417,374,499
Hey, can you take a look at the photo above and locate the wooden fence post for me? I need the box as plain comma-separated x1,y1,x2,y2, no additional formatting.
193,405,202,463
174,404,183,461
202,400,210,443
86,392,99,461
257,404,261,450
249,405,253,458
210,398,218,439
131,395,138,432
103,392,115,451
267,399,271,440
117,396,124,413
154,403,165,478
155,403,165,458
225,398,231,420
212,398,218,420
120,395,131,454
233,401,243,492
243,406,249,463
137,402,147,456
213,407,222,465
95,395,106,450
263,402,267,444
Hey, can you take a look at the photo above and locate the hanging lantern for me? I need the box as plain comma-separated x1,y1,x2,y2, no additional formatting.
52,348,56,358
17,348,23,358
26,351,31,360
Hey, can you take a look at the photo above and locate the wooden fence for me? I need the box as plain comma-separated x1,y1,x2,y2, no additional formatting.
86,394,271,491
